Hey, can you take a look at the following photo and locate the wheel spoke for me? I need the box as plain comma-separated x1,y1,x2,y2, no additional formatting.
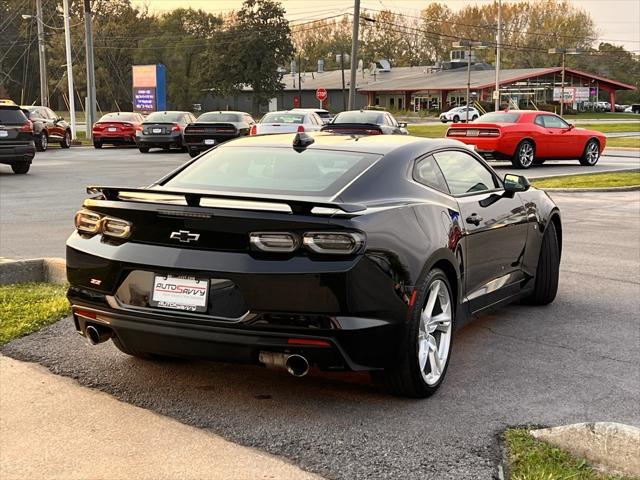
427,335,440,377
429,313,451,332
424,282,440,319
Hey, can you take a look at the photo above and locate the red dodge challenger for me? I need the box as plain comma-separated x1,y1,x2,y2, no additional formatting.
446,110,606,169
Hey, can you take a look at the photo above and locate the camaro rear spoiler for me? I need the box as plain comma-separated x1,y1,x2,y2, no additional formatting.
85,186,367,215
320,123,383,134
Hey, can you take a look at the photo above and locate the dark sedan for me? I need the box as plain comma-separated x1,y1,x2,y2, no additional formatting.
21,105,72,151
67,133,561,397
321,109,408,135
183,111,255,158
0,104,35,174
136,111,197,153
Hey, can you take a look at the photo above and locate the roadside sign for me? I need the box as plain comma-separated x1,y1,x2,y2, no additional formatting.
492,90,499,100
316,88,328,102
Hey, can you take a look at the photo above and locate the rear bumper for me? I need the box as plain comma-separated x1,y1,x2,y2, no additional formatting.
184,135,238,150
66,235,410,369
0,142,35,164
136,133,183,148
94,133,136,144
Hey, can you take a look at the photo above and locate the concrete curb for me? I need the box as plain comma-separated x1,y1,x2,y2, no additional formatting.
530,423,640,477
0,258,66,285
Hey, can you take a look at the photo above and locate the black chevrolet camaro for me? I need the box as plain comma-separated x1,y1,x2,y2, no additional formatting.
183,111,255,158
67,132,561,397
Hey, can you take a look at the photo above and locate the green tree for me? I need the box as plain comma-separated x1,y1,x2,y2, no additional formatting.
209,0,294,112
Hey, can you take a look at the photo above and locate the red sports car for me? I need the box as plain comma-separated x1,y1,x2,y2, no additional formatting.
92,112,144,149
446,110,606,168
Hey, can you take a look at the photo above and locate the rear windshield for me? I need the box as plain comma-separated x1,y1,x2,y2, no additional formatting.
162,146,380,196
474,112,520,123
197,113,242,122
99,112,138,122
260,113,305,124
332,111,384,124
0,107,27,124
144,112,183,123
316,112,332,119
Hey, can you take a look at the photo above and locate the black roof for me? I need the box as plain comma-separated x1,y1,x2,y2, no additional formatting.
223,132,463,155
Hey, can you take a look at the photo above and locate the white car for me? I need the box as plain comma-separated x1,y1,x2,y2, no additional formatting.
291,108,333,124
251,111,324,135
440,106,480,123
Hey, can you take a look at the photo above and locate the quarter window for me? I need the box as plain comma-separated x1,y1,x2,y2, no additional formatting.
540,115,569,129
433,150,498,196
413,155,449,193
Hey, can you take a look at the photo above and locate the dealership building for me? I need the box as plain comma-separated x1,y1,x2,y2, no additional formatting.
199,61,635,114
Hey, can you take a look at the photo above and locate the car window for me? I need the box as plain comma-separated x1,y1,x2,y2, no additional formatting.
145,111,183,123
46,108,57,119
0,107,28,124
433,150,498,196
333,111,384,124
413,155,449,193
534,115,545,127
541,115,569,129
261,113,305,124
474,112,520,123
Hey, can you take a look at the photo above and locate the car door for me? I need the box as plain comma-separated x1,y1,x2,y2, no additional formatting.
433,149,529,313
44,107,64,140
538,114,579,158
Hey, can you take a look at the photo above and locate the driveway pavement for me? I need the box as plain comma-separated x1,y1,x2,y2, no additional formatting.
3,191,639,479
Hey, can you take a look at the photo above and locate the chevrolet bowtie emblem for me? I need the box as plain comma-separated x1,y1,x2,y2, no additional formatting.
170,230,200,243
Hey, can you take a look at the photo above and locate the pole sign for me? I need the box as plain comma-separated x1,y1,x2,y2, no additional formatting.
132,64,166,113
316,88,328,102
553,87,575,104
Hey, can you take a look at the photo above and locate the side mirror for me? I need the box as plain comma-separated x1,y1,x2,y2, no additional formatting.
503,174,530,193
568,123,574,130
398,122,407,128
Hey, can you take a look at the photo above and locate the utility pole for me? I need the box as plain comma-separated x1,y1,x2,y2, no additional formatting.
297,53,302,108
84,0,96,139
62,0,76,139
548,48,584,117
494,0,502,111
348,0,360,110
339,53,347,111
453,41,488,122
35,0,48,107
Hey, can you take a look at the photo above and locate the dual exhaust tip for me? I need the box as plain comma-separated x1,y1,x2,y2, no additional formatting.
259,351,310,377
84,324,113,345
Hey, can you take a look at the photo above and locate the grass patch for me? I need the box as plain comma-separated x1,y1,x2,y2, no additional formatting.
564,112,640,120
606,137,640,148
407,124,449,138
505,428,633,480
0,283,70,346
533,171,640,189
577,123,640,133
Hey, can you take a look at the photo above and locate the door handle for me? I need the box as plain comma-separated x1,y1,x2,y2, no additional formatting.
466,214,483,226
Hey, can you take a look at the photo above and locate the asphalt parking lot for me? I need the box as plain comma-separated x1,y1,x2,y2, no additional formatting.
0,145,638,259
1,146,639,479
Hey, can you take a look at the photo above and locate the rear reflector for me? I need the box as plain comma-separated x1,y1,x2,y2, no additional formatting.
74,308,96,319
287,338,331,347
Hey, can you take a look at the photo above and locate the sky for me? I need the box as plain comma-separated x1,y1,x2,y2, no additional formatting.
131,0,640,51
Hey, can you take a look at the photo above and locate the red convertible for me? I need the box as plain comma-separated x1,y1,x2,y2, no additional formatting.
446,110,606,168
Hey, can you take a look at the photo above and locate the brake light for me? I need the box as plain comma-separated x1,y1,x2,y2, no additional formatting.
364,129,381,135
249,232,299,253
92,123,103,131
303,232,365,255
20,120,33,132
249,124,257,135
478,129,500,137
171,123,181,132
297,125,305,132
74,210,132,239
122,123,132,128
74,210,102,235
447,129,467,137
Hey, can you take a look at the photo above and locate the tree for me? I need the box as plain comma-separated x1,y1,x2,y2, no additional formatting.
209,0,293,112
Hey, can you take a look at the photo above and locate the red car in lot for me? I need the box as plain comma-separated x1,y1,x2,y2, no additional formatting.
92,112,144,149
446,110,606,168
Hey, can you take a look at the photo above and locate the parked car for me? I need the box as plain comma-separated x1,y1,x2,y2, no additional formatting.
21,105,71,151
183,111,255,158
0,103,35,174
624,104,640,114
321,109,408,135
440,106,480,123
446,110,606,168
67,132,561,398
250,110,324,135
291,108,333,124
136,111,197,153
92,112,144,149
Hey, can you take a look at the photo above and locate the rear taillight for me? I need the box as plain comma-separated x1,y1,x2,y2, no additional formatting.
297,125,305,132
122,123,132,128
447,129,467,137
20,120,33,132
364,129,381,135
74,210,131,239
171,123,181,132
249,124,257,135
478,129,500,137
303,232,365,255
249,232,299,253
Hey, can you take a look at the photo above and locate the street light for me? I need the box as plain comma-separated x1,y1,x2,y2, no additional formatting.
453,40,489,122
548,48,584,116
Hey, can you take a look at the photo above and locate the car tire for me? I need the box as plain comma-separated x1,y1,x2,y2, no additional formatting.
452,115,460,123
138,146,150,153
511,140,535,169
472,115,478,121
188,149,199,158
524,221,560,305
93,141,102,149
11,163,30,174
579,139,600,166
35,132,48,152
61,130,71,148
371,268,454,398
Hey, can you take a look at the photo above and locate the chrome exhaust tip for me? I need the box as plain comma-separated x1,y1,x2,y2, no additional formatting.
285,354,309,377
85,324,112,345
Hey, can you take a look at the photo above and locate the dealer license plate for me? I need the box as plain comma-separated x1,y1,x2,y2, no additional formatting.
108,127,117,132
0,130,8,137
204,139,215,145
150,275,209,312
152,128,162,134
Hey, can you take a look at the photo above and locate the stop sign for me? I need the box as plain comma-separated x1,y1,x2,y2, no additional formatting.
316,88,328,102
